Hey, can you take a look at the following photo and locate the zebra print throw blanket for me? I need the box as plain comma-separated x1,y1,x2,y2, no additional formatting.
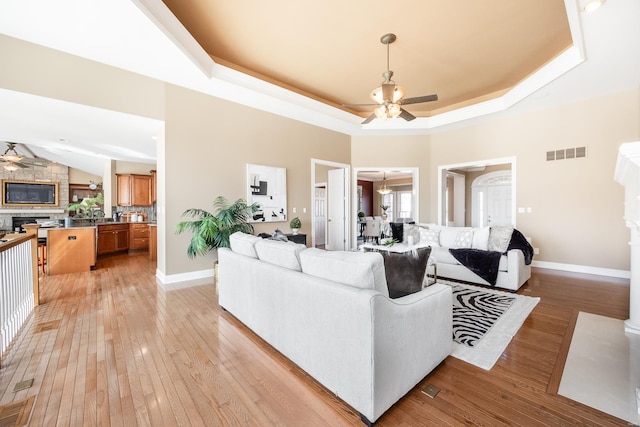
452,284,515,347
444,281,540,370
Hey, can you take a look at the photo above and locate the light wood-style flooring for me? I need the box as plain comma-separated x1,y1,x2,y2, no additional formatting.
0,252,631,426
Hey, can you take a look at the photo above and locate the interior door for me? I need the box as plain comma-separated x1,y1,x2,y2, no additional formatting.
327,168,347,251
487,185,512,226
314,185,326,247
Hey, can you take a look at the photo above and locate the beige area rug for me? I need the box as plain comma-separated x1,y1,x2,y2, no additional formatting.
558,312,640,425
440,280,540,370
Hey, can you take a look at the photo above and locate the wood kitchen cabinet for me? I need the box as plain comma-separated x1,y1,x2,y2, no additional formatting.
150,169,157,203
129,223,150,250
116,174,152,206
97,223,129,255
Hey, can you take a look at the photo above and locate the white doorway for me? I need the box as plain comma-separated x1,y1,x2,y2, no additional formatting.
314,184,327,247
472,171,512,227
327,168,347,250
438,157,516,227
311,159,350,250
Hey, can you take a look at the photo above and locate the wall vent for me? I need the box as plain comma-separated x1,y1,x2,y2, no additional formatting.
546,146,587,161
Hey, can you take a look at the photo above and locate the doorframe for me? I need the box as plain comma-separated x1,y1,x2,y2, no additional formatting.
353,167,419,249
437,156,516,227
311,158,350,249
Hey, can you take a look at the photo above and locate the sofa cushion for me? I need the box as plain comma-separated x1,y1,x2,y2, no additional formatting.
420,227,441,247
299,248,388,297
254,239,306,271
377,246,432,299
453,229,474,248
472,227,490,250
403,223,421,245
229,232,261,258
430,246,460,265
488,226,514,253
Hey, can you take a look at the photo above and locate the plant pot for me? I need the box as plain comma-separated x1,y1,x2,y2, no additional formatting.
382,213,388,221
291,228,299,235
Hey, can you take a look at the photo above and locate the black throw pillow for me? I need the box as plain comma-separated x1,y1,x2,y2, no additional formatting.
390,222,404,242
365,246,432,299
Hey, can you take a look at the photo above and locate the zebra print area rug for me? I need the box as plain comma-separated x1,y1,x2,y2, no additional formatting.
452,284,516,347
442,281,540,370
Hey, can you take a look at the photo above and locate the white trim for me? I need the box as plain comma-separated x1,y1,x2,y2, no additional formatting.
532,260,630,279
353,167,419,248
438,156,516,226
311,158,350,250
156,268,214,284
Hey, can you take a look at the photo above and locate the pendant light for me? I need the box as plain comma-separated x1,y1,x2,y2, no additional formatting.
377,172,392,195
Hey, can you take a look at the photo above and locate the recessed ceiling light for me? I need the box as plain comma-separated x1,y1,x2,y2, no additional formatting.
583,0,605,13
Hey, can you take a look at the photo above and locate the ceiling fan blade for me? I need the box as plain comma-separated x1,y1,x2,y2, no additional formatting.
400,94,438,105
362,113,376,124
381,83,395,102
14,162,30,168
399,108,416,121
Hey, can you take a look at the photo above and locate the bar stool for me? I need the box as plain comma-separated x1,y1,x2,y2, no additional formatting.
37,237,47,275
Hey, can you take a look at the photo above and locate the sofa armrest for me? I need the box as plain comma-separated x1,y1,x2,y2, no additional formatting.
368,283,452,421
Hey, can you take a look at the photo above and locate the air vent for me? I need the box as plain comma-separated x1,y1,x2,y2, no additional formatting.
546,147,587,161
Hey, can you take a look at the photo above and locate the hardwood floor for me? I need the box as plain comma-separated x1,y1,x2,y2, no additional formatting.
0,253,631,426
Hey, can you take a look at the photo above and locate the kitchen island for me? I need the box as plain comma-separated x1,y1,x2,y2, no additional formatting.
47,226,96,275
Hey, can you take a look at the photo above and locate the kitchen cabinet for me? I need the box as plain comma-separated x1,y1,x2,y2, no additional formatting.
116,174,152,206
129,223,149,250
150,169,157,203
97,223,129,255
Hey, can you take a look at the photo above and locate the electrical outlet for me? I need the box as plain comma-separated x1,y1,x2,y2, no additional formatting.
303,208,306,213
534,248,540,255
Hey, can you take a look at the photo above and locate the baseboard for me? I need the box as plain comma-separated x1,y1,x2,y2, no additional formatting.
156,268,214,285
531,260,630,279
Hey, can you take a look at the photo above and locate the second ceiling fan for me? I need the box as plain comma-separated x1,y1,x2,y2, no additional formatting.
344,33,438,124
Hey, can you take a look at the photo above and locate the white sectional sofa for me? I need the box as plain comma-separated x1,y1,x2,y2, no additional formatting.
387,224,533,291
218,232,453,425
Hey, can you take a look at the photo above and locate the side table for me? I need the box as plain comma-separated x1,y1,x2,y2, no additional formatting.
286,233,307,245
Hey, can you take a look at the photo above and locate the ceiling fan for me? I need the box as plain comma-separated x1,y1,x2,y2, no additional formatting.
1,142,30,171
343,33,438,124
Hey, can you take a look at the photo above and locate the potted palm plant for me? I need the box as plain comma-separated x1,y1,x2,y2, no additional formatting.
290,217,301,235
175,196,260,259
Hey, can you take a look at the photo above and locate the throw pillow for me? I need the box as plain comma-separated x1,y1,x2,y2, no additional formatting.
471,227,490,250
403,223,421,245
390,222,404,242
419,227,441,247
269,229,289,242
376,246,432,299
488,226,514,253
454,229,474,248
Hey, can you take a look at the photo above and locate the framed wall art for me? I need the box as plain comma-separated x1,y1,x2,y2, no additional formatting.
247,164,287,222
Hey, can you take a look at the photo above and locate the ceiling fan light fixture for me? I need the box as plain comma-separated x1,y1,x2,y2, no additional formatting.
388,103,401,118
3,162,19,171
1,143,25,163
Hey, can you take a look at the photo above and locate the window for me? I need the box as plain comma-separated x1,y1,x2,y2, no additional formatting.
397,191,412,219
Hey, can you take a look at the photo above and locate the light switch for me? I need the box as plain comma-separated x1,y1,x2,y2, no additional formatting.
526,207,532,213
292,207,297,214
303,208,307,213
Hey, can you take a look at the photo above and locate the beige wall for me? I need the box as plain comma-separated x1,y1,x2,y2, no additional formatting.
164,84,350,275
68,168,102,185
0,35,164,120
429,88,640,271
